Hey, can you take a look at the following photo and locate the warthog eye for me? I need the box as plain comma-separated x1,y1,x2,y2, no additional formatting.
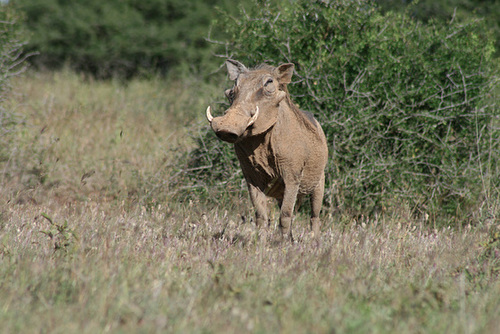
225,89,234,102
264,78,275,94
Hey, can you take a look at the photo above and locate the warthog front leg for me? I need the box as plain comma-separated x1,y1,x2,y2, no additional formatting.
279,183,300,240
248,184,268,228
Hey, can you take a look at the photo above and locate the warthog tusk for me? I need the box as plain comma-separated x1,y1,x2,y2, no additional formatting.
247,106,259,127
206,106,214,123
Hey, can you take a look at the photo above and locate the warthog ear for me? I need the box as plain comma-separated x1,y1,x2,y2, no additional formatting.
275,63,294,85
226,59,248,81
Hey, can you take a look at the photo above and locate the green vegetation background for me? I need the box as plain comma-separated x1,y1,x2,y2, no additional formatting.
12,0,500,76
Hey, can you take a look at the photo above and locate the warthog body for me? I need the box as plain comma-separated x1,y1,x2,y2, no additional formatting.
206,60,328,239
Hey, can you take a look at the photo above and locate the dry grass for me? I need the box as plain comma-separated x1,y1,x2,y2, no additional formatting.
1,70,213,205
0,70,499,333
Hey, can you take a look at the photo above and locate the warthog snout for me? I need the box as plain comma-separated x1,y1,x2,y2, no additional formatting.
206,105,259,143
215,130,239,143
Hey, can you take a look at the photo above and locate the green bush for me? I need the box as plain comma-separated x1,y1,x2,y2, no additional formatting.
0,5,29,161
188,0,500,222
13,0,229,78
377,0,500,58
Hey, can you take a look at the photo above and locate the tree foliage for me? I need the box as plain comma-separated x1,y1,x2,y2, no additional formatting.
189,0,500,222
13,0,233,78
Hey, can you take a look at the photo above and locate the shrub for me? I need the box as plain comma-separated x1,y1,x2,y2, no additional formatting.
187,0,500,222
0,4,29,162
377,0,500,58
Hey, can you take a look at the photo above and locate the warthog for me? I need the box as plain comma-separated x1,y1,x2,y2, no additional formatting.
206,60,328,239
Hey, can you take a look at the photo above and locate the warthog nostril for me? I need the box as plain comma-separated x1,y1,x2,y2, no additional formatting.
216,131,239,143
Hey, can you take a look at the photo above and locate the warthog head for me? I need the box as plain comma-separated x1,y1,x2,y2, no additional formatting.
206,60,294,143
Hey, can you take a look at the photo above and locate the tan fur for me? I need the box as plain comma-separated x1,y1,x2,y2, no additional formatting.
207,60,328,240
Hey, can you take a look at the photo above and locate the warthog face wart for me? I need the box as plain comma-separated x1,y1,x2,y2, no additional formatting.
206,60,328,240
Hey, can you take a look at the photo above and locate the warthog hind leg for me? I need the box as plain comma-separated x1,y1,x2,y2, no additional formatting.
310,174,325,238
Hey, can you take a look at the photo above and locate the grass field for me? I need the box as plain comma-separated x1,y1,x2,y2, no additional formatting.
1,71,499,333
